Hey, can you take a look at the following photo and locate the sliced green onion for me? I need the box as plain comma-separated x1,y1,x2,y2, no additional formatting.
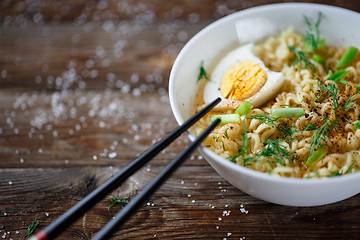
313,54,325,64
327,69,350,85
210,114,240,125
328,69,349,81
234,101,253,116
327,69,360,89
354,121,360,130
336,46,358,69
270,108,305,118
305,148,327,167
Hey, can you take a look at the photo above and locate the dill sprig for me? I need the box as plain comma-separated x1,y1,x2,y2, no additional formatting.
256,139,297,164
107,195,129,211
341,91,360,111
224,129,229,139
304,12,325,53
277,121,298,140
249,114,297,141
197,60,209,82
316,80,360,121
248,114,279,126
308,115,340,156
227,117,258,166
302,123,317,131
28,217,40,236
288,46,316,72
315,81,340,119
288,13,325,72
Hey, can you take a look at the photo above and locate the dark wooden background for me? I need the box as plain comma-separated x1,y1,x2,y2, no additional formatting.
1,1,360,239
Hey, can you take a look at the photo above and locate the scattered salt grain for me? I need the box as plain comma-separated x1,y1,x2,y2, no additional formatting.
99,121,106,128
1,70,7,78
108,152,117,159
93,155,98,161
222,210,231,216
130,73,139,84
132,88,141,97
240,204,249,214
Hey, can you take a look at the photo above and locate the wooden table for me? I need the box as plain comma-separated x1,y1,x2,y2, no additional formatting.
1,1,360,239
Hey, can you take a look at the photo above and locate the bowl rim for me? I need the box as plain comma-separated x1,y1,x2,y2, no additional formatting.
169,2,360,184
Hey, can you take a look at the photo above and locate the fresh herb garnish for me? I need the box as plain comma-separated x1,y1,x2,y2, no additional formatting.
28,217,40,236
329,171,343,177
308,115,340,157
315,81,340,120
224,129,229,139
107,195,128,210
354,121,360,130
336,46,359,69
249,114,279,126
305,148,328,167
347,158,358,173
256,139,296,164
304,12,325,53
288,46,315,72
313,54,325,64
227,118,258,166
277,121,298,140
197,60,209,82
302,123,317,131
341,91,360,111
288,13,325,72
327,69,350,83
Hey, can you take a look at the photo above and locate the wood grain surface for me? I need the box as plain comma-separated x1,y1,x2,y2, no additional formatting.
1,1,360,239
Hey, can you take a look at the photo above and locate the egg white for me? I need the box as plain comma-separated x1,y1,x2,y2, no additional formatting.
203,43,284,109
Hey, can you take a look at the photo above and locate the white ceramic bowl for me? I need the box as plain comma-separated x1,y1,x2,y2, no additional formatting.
169,3,360,206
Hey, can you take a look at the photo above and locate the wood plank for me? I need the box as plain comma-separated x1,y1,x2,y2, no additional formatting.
0,90,193,168
1,167,360,239
0,20,209,90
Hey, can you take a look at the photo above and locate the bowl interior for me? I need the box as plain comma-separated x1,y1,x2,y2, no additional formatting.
169,3,360,206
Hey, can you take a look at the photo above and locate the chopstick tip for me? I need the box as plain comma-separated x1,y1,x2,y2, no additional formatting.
28,230,49,240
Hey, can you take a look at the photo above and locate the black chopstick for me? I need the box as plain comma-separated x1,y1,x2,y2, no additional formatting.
30,97,220,240
92,118,220,240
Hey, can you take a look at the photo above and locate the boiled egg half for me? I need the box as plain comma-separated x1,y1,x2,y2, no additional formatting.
203,42,284,110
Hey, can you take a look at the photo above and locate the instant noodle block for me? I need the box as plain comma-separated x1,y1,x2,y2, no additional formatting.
169,3,360,206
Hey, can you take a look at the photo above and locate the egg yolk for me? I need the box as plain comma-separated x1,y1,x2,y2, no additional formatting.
220,61,267,100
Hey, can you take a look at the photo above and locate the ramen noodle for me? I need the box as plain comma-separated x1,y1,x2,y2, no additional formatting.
192,26,360,178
